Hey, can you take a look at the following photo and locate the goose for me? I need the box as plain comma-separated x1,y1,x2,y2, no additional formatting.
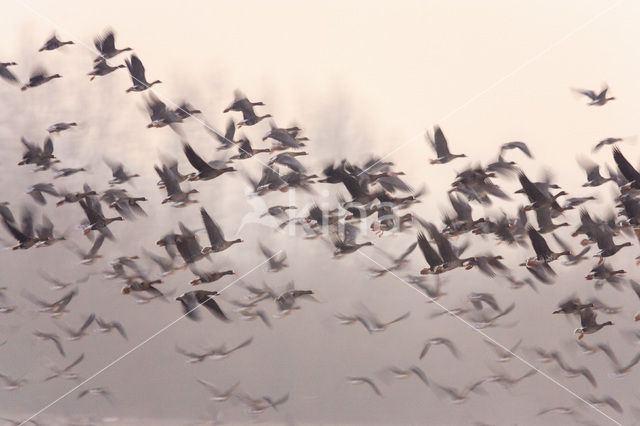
18,136,57,171
518,172,567,212
259,205,297,219
236,392,289,414
124,54,161,92
592,223,631,262
426,126,467,164
574,308,613,339
56,314,95,341
70,234,105,265
47,122,77,133
174,223,208,265
346,377,382,397
420,222,471,273
573,85,615,106
419,337,459,359
463,255,507,277
141,247,177,277
500,141,533,158
409,275,448,301
258,242,287,272
121,275,164,297
27,183,59,205
39,34,74,51
584,395,623,413
595,343,640,376
552,298,594,314
268,152,308,173
183,143,236,181
223,90,265,113
56,184,97,207
417,231,443,274
176,290,229,322
368,241,417,277
271,282,315,316
206,337,253,360
0,373,27,390
483,339,522,362
467,292,501,311
523,226,569,266
77,387,112,402
433,383,470,404
2,208,41,250
353,309,410,334
34,215,66,248
199,207,242,254
0,61,18,84
207,118,237,150
22,288,77,317
145,93,181,129
387,365,429,387
45,353,84,382
593,136,624,152
175,345,214,363
467,303,516,329
33,331,65,357
94,30,131,62
94,317,127,340
189,269,234,286
584,262,625,285
631,280,640,321
21,68,61,91
230,137,270,160
612,147,640,191
237,308,272,328
263,124,306,150
535,208,569,233
549,351,597,386
174,102,201,120
154,164,199,207
106,160,140,185
196,379,239,402
330,222,373,256
88,58,125,80
563,196,596,209
79,199,123,238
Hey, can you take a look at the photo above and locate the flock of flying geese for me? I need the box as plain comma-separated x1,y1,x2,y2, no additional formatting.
1,29,640,424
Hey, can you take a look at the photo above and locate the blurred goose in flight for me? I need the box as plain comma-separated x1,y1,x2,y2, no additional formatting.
417,231,443,274
56,184,97,207
613,147,640,191
94,317,127,340
549,351,596,386
595,343,640,377
523,226,569,267
591,223,631,262
79,199,123,239
573,85,615,106
552,297,593,314
346,377,382,397
196,379,239,402
47,122,77,134
258,242,288,272
22,288,77,317
535,208,569,234
330,222,373,256
207,118,237,150
145,93,182,129
175,345,215,363
578,157,612,187
56,314,95,341
584,395,623,413
268,152,308,173
368,241,417,277
33,330,65,357
124,54,161,92
574,308,613,340
2,208,40,250
183,143,236,181
468,303,516,329
223,90,265,113
155,164,199,207
174,102,201,120
354,307,410,334
45,353,84,382
271,282,315,317
200,207,242,254
70,234,105,265
206,337,253,361
518,172,567,213
468,292,501,311
387,365,429,387
263,123,306,151
94,30,131,62
419,337,459,360
21,68,61,91
0,373,27,390
426,126,467,164
500,141,533,158
0,61,18,84
106,160,140,185
230,137,270,160
39,34,74,51
189,268,234,286
18,136,56,170
483,339,521,362
27,183,59,205
236,392,290,414
176,290,229,322
593,137,624,152
77,387,112,402
88,58,125,80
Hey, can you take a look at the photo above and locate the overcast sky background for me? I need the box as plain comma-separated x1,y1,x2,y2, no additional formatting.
2,1,640,424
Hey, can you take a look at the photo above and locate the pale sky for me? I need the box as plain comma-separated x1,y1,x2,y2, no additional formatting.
1,1,640,424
